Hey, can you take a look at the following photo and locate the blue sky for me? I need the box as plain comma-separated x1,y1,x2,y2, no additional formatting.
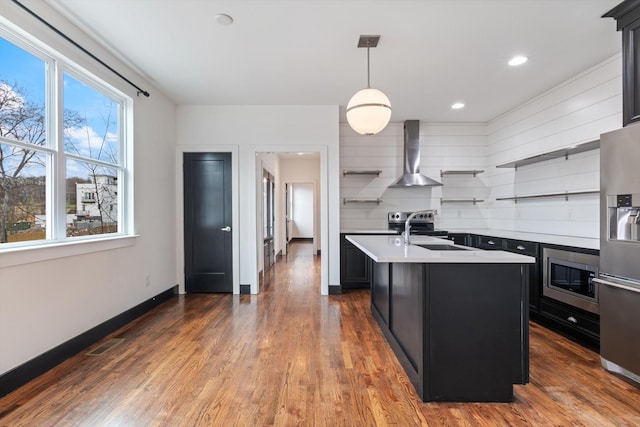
1,35,119,173
0,36,45,101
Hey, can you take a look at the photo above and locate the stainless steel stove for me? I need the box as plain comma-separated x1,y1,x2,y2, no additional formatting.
387,211,448,236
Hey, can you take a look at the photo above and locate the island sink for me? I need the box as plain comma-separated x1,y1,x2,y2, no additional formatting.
415,244,471,251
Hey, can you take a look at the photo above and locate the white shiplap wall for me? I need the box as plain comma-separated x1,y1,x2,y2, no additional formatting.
486,54,622,238
339,54,623,239
340,122,488,231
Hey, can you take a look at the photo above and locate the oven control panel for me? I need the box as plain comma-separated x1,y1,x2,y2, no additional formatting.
388,211,435,224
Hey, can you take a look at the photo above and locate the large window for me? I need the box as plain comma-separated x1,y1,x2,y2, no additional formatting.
0,26,130,248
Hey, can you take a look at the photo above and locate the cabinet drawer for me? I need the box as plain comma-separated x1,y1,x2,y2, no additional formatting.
477,236,505,250
504,239,538,257
540,299,599,337
446,233,469,246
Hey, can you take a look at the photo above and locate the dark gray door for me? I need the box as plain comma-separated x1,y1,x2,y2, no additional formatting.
184,152,232,292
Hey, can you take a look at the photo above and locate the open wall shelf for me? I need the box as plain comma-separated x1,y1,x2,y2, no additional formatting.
496,189,599,203
343,198,382,205
496,139,600,170
440,170,484,177
440,170,485,205
441,198,484,205
343,170,382,177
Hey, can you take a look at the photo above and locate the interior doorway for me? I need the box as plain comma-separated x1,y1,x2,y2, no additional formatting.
288,182,315,248
285,182,291,256
255,151,323,293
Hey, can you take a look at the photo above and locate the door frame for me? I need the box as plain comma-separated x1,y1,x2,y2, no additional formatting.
285,182,291,255
262,168,275,272
176,145,240,294
250,145,329,295
287,181,317,253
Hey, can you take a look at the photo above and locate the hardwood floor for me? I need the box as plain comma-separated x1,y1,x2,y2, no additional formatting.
1,241,640,426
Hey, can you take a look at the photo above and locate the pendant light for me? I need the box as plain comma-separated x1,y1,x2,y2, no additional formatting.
346,35,392,135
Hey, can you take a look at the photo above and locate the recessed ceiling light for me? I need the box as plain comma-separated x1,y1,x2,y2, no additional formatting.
451,102,465,110
215,14,234,26
508,56,528,66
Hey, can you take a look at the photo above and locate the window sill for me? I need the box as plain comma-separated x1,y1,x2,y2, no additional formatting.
0,234,139,269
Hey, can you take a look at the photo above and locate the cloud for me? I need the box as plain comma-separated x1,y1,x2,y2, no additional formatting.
64,125,118,163
0,82,26,110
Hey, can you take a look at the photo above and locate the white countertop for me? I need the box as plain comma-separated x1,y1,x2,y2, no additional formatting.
341,228,599,250
346,235,536,264
341,229,399,235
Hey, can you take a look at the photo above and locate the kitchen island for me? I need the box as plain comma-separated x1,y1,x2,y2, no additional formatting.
346,235,535,402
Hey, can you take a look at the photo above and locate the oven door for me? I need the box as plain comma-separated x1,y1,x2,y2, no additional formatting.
543,248,600,314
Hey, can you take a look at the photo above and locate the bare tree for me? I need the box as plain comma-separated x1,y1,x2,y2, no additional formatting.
0,82,45,243
0,80,82,243
64,98,118,235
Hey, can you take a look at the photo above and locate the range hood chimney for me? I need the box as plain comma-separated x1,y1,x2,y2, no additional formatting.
389,120,442,187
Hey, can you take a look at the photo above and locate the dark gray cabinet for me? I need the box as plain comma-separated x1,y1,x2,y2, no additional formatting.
538,297,600,350
504,239,540,312
604,0,640,126
477,235,505,250
370,260,529,402
471,233,600,349
371,262,390,325
471,234,541,312
446,233,472,246
340,233,372,289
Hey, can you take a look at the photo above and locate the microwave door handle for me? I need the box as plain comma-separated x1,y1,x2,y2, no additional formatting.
593,278,640,294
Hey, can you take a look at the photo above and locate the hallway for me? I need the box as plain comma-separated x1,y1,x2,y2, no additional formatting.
1,241,640,425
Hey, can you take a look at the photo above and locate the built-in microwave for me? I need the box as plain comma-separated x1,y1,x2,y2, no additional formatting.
542,247,600,314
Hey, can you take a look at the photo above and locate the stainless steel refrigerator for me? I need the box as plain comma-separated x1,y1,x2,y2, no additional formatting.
596,123,640,385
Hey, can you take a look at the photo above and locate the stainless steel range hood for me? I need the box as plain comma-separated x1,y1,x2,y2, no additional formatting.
389,120,442,187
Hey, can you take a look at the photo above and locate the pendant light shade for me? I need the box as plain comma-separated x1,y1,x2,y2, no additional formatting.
346,88,392,135
346,35,392,136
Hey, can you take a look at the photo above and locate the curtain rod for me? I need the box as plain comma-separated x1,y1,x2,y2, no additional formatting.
11,0,150,97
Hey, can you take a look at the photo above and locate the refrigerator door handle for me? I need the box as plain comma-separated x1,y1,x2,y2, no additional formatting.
594,277,640,294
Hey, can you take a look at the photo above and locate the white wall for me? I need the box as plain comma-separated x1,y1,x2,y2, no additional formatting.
339,55,622,240
340,122,488,231
176,105,339,295
279,156,321,253
291,183,314,238
0,3,177,376
485,54,622,238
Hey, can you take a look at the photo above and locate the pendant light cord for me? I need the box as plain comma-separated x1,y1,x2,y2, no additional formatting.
366,43,371,88
11,0,150,97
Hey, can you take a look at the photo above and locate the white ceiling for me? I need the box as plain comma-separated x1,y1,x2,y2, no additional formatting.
46,0,622,123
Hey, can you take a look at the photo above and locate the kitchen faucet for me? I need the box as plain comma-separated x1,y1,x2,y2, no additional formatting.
403,210,434,245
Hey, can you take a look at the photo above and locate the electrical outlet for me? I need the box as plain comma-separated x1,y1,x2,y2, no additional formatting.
145,275,151,287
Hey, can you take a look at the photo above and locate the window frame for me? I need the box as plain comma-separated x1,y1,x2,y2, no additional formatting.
0,21,134,254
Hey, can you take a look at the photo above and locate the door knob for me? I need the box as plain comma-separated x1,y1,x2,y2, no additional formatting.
221,226,231,232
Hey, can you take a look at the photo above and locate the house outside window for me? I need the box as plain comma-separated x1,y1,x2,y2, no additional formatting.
0,24,131,247
74,174,118,231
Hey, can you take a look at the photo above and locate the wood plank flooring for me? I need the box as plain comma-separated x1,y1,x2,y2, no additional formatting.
1,241,640,426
